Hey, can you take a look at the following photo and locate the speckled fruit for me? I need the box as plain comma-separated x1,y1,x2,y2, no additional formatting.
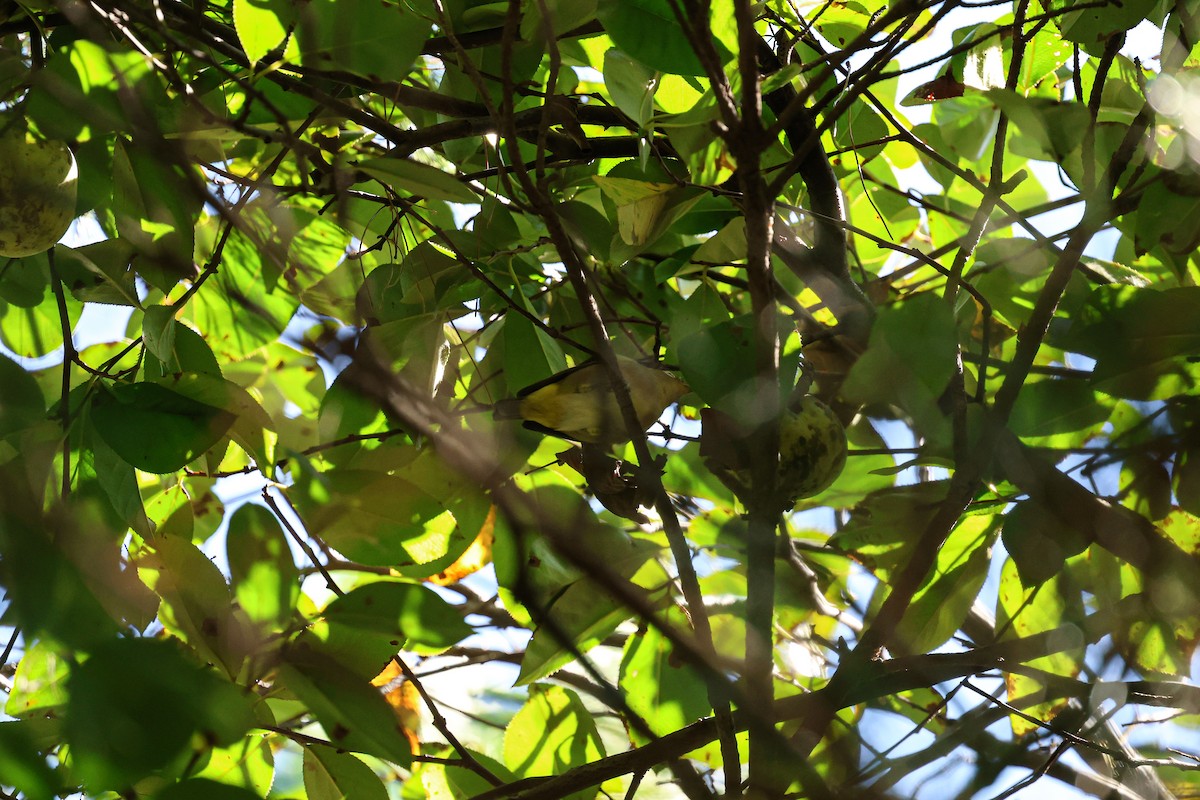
0,130,77,257
700,395,848,509
778,395,847,503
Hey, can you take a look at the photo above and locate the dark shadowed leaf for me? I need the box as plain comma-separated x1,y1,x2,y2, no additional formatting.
90,382,235,473
278,648,415,767
66,639,254,791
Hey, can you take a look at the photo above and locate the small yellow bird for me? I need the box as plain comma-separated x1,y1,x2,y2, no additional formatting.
494,356,689,444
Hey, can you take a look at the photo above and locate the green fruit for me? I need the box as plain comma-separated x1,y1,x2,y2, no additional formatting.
0,128,78,257
778,395,847,502
700,395,848,509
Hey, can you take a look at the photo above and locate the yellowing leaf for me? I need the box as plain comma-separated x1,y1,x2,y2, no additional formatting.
370,660,422,754
592,176,675,245
427,507,495,586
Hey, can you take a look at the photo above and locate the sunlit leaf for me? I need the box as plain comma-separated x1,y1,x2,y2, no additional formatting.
503,684,604,786
226,503,300,626
619,606,711,743
996,559,1085,735
303,748,390,800
596,0,731,75
322,581,473,653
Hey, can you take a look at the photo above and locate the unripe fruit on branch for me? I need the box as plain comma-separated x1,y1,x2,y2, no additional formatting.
701,395,847,510
777,395,848,502
0,126,78,258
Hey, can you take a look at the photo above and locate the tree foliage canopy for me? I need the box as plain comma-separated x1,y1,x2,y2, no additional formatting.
2,0,1200,798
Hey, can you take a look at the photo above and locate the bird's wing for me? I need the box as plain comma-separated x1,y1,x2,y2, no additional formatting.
515,359,605,398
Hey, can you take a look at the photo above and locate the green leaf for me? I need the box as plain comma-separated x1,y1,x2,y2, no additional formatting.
155,777,265,800
142,304,178,366
502,314,569,396
0,352,45,437
833,100,889,163
283,209,353,293
521,0,597,37
137,534,247,676
112,139,200,293
294,0,432,82
1132,179,1200,256
842,293,958,442
603,49,658,129
316,367,390,444
593,176,675,246
66,638,255,792
890,514,996,654
1120,454,1173,521
518,534,666,684
226,503,300,626
988,91,1089,162
232,0,296,65
0,721,58,800
90,381,236,473
1174,448,1200,517
957,23,1006,90
359,157,477,203
594,170,704,257
676,314,772,415
1054,0,1162,48
437,750,519,798
1065,286,1200,400
188,217,299,361
357,244,462,323
996,559,1085,735
191,734,276,795
829,482,952,578
1020,26,1073,94
490,488,595,628
0,508,120,650
811,0,875,47
1160,510,1200,558
295,470,452,566
303,747,390,800
1118,597,1199,677
278,649,415,767
26,39,154,141
78,433,151,537
816,417,896,508
1008,379,1109,445
143,320,223,379
5,640,69,718
1001,499,1091,587
619,606,711,743
1118,609,1195,681
143,479,225,544
54,239,139,306
0,250,54,307
596,0,730,76
0,252,83,358
503,684,605,785
322,581,472,653
929,94,999,161
291,620,400,683
154,372,276,471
